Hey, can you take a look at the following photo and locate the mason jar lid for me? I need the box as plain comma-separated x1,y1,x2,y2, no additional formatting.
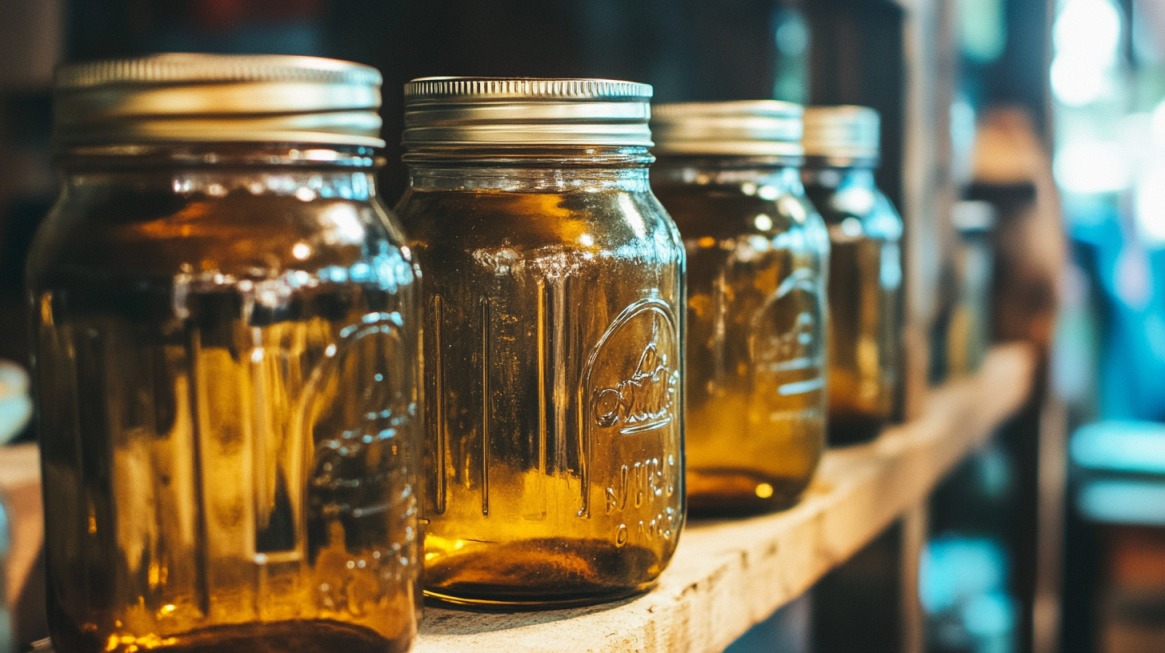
650,101,804,158
802,105,881,162
401,77,654,153
54,53,385,148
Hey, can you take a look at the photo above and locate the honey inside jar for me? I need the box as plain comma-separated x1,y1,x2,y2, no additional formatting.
802,106,904,447
651,101,830,514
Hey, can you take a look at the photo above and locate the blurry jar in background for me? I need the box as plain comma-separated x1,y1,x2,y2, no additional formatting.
802,106,904,446
946,200,996,376
397,78,686,607
28,54,421,653
652,102,829,514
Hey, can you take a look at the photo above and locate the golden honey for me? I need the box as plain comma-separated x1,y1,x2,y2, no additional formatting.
652,101,829,514
802,106,903,446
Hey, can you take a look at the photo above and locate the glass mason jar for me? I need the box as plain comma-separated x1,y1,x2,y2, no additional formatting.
946,200,996,376
396,78,686,607
28,54,421,653
802,106,904,446
651,102,830,514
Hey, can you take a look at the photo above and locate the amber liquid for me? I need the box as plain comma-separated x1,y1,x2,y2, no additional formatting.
806,177,902,447
29,183,420,652
56,620,407,653
398,183,685,607
653,179,827,515
825,236,898,445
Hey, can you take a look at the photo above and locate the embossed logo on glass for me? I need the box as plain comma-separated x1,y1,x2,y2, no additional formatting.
578,298,680,518
301,311,417,615
590,343,679,434
753,268,825,396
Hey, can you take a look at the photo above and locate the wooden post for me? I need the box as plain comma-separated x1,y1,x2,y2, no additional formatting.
901,501,928,653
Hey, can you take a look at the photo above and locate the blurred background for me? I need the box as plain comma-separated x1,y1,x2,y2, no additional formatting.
0,0,1163,651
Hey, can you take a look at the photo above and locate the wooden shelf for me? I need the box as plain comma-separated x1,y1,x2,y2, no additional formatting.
415,343,1036,652
0,343,1035,651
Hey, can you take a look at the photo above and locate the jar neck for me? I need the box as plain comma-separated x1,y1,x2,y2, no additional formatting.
404,145,653,192
58,143,383,199
60,143,382,170
652,156,805,191
801,164,878,191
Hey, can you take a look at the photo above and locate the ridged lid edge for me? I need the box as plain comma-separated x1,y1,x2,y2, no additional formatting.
802,105,881,160
651,100,805,157
404,77,652,101
652,100,803,120
56,53,382,89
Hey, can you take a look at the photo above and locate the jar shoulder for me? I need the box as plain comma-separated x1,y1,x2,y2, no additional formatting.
28,190,410,289
806,185,903,239
654,183,825,243
395,188,678,251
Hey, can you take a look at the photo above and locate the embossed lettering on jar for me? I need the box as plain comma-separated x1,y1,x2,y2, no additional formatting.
28,55,421,653
396,77,686,607
651,101,830,514
802,106,903,446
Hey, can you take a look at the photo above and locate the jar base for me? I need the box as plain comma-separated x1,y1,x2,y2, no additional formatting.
49,619,411,653
422,584,651,611
827,411,888,446
686,469,809,517
423,537,665,610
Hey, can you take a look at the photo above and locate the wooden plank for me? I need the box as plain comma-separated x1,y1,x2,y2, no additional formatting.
900,0,956,421
1033,396,1067,653
0,343,1035,652
900,501,928,653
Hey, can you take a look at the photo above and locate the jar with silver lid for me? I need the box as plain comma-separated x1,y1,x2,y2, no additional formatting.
651,101,830,513
396,77,686,608
29,54,421,652
802,105,904,446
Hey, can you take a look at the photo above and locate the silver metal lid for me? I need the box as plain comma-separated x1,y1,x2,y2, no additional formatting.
650,101,804,157
54,53,385,148
401,77,654,151
802,105,881,162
